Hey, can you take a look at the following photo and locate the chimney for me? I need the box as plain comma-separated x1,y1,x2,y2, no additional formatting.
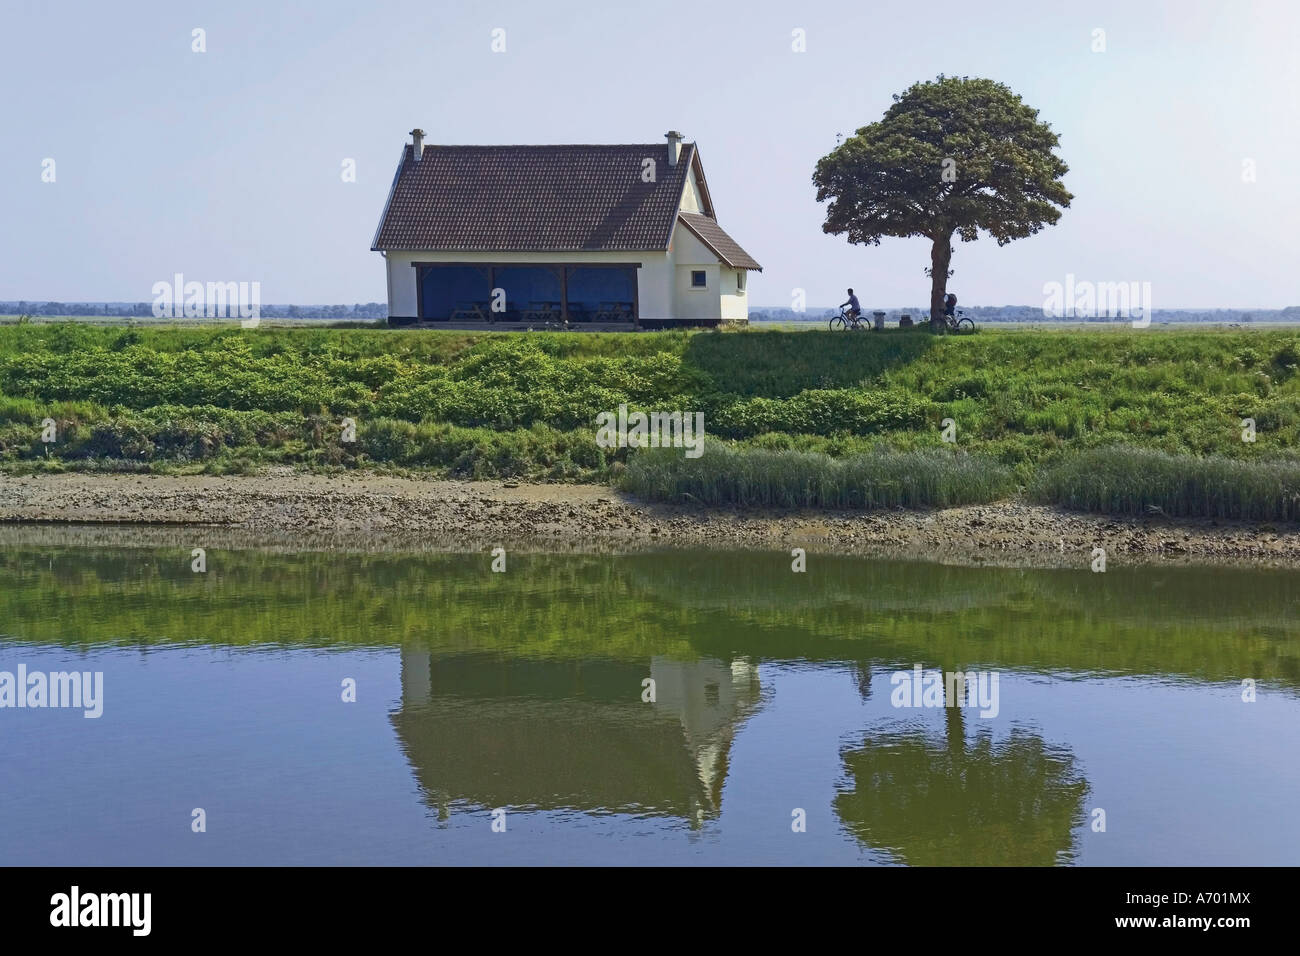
665,130,683,167
410,128,425,162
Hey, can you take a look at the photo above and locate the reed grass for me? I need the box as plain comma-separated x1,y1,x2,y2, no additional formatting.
620,444,1013,509
1031,445,1300,521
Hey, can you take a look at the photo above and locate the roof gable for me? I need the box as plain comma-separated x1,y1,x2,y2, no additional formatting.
678,212,762,271
373,143,699,252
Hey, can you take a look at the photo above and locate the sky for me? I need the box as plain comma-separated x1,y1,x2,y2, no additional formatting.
2,0,1297,308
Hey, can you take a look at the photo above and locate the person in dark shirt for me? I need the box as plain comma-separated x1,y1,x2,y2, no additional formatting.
841,288,862,319
944,292,958,318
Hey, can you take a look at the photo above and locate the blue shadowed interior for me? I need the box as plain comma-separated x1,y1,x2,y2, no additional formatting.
420,266,491,319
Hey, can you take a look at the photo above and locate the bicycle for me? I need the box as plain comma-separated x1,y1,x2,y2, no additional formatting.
931,308,976,334
829,306,868,331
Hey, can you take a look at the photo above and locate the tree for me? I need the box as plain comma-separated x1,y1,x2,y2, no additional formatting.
813,76,1072,331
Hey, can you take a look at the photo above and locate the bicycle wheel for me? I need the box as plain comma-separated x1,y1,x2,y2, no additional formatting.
956,317,976,335
829,316,847,331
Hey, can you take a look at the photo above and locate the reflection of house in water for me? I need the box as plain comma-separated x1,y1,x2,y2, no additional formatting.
391,651,763,823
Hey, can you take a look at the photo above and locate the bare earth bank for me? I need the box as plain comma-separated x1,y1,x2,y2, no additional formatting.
2,471,1299,568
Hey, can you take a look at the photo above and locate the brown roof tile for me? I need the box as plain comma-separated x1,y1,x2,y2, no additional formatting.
373,143,699,252
678,212,762,271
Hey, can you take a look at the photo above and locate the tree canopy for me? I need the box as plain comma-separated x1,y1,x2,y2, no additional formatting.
813,76,1072,327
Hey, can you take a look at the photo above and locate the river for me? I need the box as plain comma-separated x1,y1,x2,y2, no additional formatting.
2,543,1297,865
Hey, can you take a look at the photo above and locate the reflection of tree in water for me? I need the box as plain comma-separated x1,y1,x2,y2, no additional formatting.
835,691,1090,866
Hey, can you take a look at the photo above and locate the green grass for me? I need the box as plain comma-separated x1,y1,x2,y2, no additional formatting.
620,444,1014,509
1031,446,1300,521
2,323,1300,517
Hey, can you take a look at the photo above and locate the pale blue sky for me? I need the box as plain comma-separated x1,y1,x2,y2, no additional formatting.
2,0,1296,308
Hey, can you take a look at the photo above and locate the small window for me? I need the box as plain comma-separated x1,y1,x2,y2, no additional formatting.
691,270,707,288
737,271,746,292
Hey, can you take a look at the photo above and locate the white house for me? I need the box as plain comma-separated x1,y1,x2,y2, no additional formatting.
394,648,763,820
372,130,761,327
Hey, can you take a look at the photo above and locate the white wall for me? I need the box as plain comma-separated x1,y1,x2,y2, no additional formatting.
679,168,702,213
670,221,745,321
384,249,674,319
385,252,420,317
720,268,748,321
673,263,720,320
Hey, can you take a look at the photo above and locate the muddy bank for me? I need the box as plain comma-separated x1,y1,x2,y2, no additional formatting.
2,471,1299,568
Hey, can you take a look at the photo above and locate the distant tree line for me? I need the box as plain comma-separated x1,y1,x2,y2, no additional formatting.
0,302,388,319
750,306,1300,323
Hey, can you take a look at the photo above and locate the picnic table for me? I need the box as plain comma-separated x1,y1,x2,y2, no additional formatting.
449,302,492,322
594,301,635,322
521,301,565,325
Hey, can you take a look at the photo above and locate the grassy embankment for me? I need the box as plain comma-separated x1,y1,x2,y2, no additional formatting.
2,323,1299,518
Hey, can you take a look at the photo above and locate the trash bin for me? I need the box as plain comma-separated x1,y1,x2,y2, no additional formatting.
873,311,886,330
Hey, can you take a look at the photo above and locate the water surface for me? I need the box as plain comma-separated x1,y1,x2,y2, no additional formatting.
2,546,1297,865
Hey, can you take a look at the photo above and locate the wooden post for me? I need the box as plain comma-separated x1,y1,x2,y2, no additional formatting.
560,266,569,325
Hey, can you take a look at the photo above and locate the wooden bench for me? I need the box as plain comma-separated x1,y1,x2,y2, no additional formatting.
521,301,565,326
449,302,491,322
594,301,635,322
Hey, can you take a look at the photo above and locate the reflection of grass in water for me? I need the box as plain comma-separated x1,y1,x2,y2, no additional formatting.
1,546,1298,687
630,554,1300,686
835,726,1090,866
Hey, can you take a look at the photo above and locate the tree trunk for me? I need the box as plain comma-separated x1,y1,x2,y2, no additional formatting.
944,669,966,756
929,235,952,332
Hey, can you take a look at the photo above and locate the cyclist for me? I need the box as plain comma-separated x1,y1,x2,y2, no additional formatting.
840,288,862,322
944,292,957,319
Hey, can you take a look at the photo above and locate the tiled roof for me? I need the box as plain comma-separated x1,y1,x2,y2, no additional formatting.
678,212,763,271
373,143,699,252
